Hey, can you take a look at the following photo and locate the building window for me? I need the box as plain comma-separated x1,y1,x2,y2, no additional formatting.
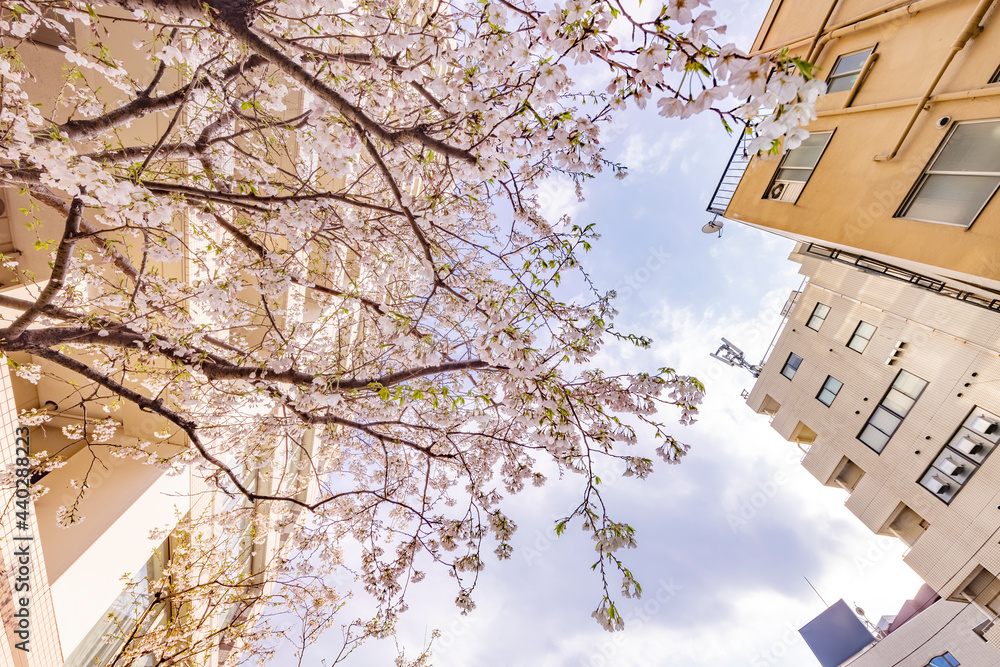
898,120,1000,228
827,47,874,94
781,353,803,380
858,370,927,453
920,408,1000,503
806,303,830,330
990,63,1000,84
764,131,834,203
847,321,876,353
924,653,960,667
817,376,842,406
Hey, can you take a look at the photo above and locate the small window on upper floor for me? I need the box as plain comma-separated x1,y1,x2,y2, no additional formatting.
781,353,802,380
817,376,842,406
925,653,960,667
897,120,1000,228
806,302,830,331
764,131,834,203
847,321,876,353
990,63,1000,84
827,47,874,94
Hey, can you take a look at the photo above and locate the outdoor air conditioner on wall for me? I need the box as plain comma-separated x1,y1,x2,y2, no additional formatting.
956,436,984,456
926,475,951,495
971,416,998,436
767,180,805,203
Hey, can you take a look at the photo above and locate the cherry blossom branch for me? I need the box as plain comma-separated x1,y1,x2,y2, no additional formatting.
50,55,268,143
5,196,83,340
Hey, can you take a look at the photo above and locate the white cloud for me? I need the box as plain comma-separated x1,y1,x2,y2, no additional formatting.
536,174,586,226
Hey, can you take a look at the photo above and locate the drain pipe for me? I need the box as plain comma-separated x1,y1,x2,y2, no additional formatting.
805,0,843,63
750,0,947,57
875,0,996,161
810,0,948,65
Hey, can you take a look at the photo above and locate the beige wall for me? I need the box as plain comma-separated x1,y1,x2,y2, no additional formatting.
843,600,1000,666
747,245,1000,652
726,0,1000,290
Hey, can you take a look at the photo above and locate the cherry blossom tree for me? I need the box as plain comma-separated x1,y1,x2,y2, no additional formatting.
0,0,820,662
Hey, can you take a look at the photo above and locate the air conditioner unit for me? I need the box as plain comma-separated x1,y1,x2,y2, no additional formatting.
970,416,998,436
938,457,965,477
926,475,951,495
767,180,805,203
956,436,984,456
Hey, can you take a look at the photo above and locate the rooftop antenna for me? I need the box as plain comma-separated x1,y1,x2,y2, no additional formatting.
701,216,724,238
709,338,762,377
804,576,830,608
853,602,886,638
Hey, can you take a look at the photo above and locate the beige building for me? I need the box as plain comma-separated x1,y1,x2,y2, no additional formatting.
745,242,1000,650
0,14,323,667
843,597,999,666
709,0,1000,296
798,584,1000,667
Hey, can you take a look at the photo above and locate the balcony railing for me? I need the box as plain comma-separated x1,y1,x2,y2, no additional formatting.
706,130,753,216
804,243,1000,313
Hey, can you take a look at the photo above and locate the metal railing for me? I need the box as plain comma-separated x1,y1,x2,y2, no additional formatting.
707,130,753,216
803,243,1000,313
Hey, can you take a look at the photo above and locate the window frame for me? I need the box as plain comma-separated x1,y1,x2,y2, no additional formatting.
806,302,830,331
781,353,803,380
897,119,1000,228
858,370,928,453
847,321,876,353
817,376,843,407
764,130,834,204
924,653,960,667
826,47,875,95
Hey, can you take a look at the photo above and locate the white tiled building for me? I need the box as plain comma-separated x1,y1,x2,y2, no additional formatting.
747,242,1000,650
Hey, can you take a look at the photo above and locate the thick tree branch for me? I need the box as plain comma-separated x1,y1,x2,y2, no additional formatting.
1,325,493,390
51,55,267,143
26,185,140,280
211,16,477,164
5,196,84,340
141,180,402,215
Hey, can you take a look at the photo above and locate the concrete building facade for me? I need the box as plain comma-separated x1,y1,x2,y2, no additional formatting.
843,598,999,667
709,0,1000,296
745,243,1000,650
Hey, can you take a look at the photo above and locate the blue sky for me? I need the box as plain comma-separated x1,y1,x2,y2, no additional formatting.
285,2,926,665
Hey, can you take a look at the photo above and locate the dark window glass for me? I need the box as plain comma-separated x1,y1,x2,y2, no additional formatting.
817,376,842,406
781,353,802,380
